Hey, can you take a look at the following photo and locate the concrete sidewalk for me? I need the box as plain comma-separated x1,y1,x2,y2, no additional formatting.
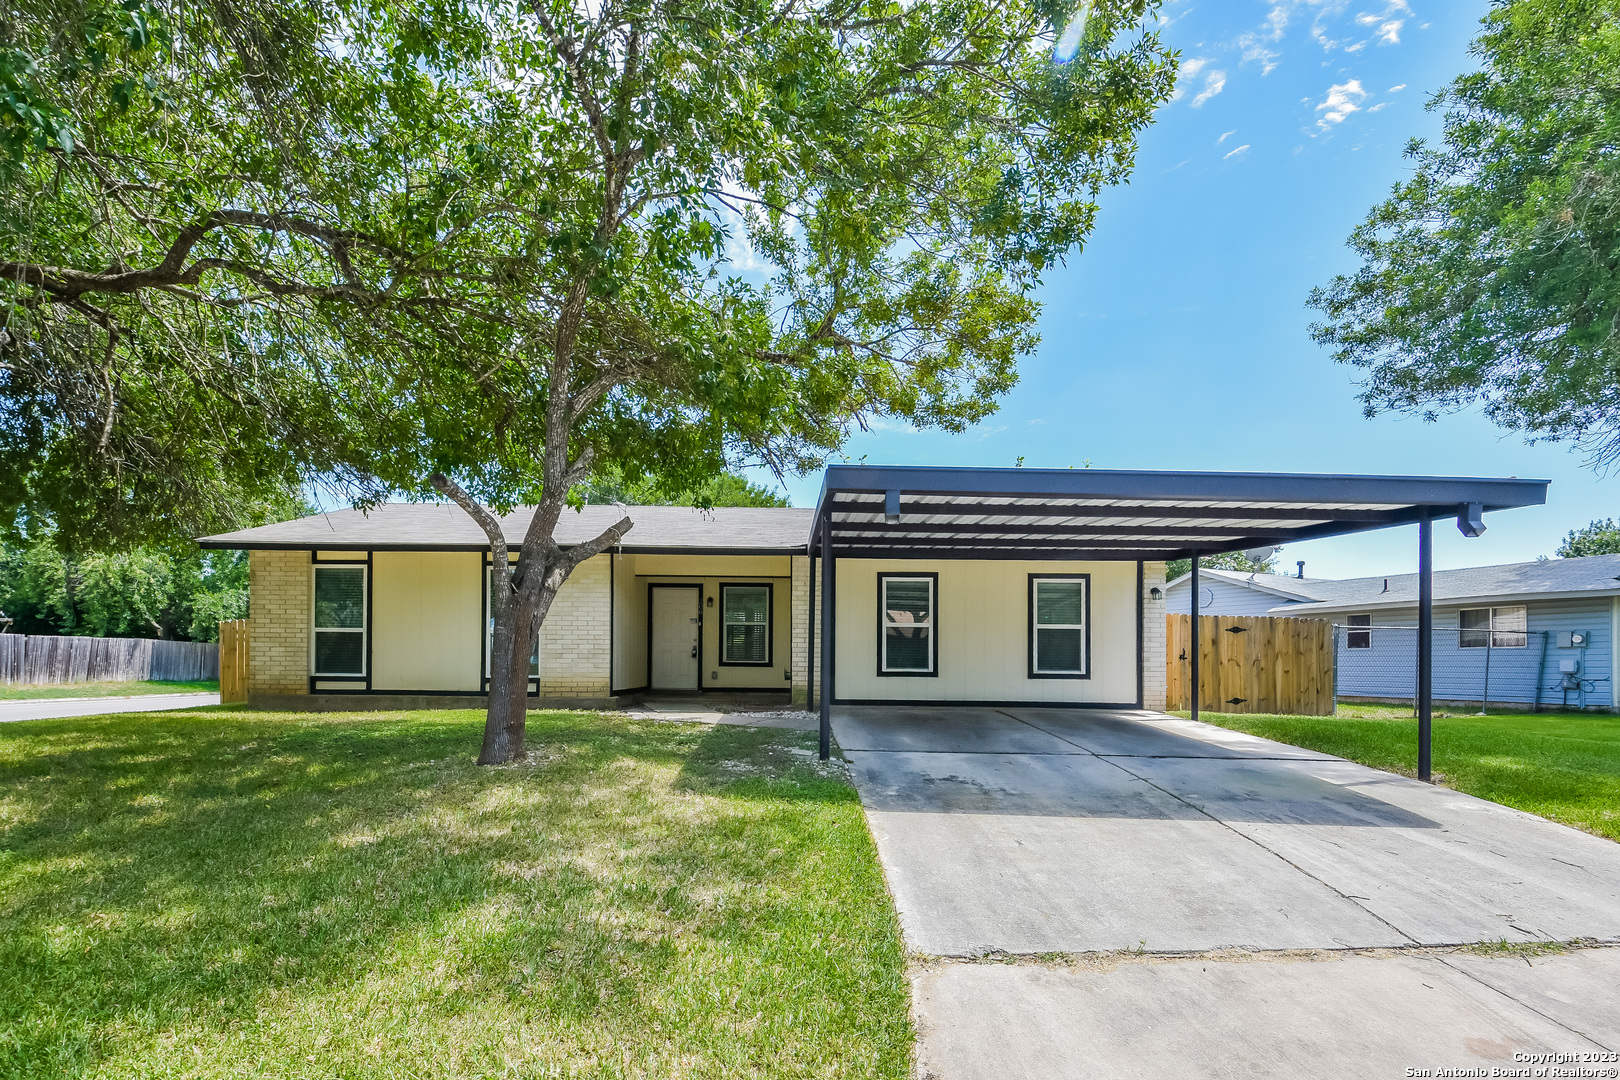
0,692,220,724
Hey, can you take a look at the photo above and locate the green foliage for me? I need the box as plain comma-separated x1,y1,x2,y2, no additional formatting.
2,0,1177,534
1557,518,1620,557
0,535,247,640
1309,0,1620,464
1165,550,1277,582
575,470,791,508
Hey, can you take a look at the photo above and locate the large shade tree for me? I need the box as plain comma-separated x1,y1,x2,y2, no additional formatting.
3,0,1176,762
1309,0,1620,463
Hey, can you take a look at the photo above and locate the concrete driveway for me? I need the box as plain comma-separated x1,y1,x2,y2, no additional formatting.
0,692,220,724
832,706,1620,1077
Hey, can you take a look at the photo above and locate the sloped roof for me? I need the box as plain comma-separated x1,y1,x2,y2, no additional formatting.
199,503,815,554
1164,568,1342,603
1261,554,1620,614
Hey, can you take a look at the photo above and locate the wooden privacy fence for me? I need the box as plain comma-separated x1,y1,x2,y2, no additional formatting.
1166,614,1335,716
0,633,218,684
219,620,249,703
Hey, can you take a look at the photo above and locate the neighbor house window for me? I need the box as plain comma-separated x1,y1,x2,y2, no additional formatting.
721,584,771,665
1030,575,1088,677
1460,605,1527,648
879,574,936,675
485,567,539,678
1346,613,1371,650
312,566,366,675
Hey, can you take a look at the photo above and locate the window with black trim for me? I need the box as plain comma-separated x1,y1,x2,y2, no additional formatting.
720,584,771,665
1460,605,1527,648
879,574,936,675
312,566,366,675
1346,613,1371,649
1030,575,1087,676
485,567,539,677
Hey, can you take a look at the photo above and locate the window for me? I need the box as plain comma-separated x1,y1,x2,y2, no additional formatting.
312,566,366,675
485,567,539,678
1030,576,1088,677
1460,605,1527,649
1346,613,1371,650
721,584,771,665
879,574,936,675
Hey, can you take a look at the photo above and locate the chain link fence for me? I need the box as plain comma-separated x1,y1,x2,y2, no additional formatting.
1332,624,1611,713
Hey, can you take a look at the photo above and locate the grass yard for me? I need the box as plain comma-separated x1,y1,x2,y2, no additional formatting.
0,708,910,1079
1185,706,1620,843
0,680,219,701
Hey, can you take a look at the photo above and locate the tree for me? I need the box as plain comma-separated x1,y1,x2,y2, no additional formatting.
1557,518,1620,557
5,0,1176,763
1165,550,1277,583
1308,0,1620,464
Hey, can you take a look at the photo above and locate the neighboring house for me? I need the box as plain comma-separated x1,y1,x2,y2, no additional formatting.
1168,558,1620,710
199,465,1548,713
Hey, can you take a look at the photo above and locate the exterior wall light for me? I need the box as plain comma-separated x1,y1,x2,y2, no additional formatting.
1149,587,1163,601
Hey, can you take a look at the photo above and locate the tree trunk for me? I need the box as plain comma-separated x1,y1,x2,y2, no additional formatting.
481,586,534,764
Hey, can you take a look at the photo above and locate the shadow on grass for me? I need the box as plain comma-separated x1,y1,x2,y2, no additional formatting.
0,708,908,1077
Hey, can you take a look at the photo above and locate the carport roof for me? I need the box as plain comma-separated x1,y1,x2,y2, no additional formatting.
809,465,1549,561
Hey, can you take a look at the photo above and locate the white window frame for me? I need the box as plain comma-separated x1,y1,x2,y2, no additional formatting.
879,574,937,676
719,583,772,666
484,565,540,680
1460,605,1528,649
1346,613,1372,650
1030,575,1088,677
310,564,367,677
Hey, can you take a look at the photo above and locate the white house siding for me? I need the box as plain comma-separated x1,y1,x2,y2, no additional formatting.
1333,596,1614,708
608,553,795,692
370,551,483,692
1165,576,1306,616
832,559,1139,705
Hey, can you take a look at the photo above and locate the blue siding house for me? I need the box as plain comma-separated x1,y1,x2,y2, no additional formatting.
1166,557,1620,710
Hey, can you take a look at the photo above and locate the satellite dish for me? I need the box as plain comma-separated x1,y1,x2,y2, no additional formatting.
1243,545,1279,564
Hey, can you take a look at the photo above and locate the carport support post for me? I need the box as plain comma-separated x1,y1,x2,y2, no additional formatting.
1418,513,1433,781
1189,555,1200,724
818,515,833,761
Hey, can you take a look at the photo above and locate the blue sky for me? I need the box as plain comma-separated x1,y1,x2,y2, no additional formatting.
757,0,1616,580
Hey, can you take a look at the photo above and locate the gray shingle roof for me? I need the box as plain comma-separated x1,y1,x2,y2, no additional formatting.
1258,554,1620,614
199,503,815,553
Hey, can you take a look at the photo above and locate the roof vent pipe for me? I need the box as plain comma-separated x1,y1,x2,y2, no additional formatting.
1297,561,1305,579
1382,578,1389,593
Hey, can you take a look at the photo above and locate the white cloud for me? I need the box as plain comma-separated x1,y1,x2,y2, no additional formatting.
1223,143,1251,159
1191,69,1228,107
1218,129,1238,143
1316,79,1368,128
1368,101,1391,111
1389,83,1407,92
1354,1,1411,45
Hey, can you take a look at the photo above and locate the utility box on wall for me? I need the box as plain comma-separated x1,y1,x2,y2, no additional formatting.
1557,631,1592,649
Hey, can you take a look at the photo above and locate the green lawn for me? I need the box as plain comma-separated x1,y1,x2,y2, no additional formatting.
1185,707,1620,843
0,679,219,701
0,708,910,1079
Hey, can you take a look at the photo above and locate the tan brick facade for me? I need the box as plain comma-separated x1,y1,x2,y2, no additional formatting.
1141,560,1167,711
790,555,810,706
248,550,311,694
538,554,611,698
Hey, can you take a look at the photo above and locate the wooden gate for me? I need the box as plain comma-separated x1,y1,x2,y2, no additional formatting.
1166,614,1334,716
219,620,250,703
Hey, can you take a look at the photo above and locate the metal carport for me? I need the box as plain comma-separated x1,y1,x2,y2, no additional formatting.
807,465,1550,772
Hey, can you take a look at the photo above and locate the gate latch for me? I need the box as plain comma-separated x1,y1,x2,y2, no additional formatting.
1225,697,1247,706
1224,626,1248,634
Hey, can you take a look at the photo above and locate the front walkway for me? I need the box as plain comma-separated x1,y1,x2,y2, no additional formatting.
0,692,220,724
831,705,1620,1076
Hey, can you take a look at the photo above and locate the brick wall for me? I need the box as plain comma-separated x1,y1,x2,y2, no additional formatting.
790,555,809,706
1141,560,1167,711
248,550,310,694
538,554,611,697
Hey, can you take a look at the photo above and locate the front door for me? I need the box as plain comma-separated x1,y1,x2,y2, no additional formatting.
650,586,701,690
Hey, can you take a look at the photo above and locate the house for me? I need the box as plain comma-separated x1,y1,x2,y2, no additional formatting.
199,465,1549,717
1167,557,1620,710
